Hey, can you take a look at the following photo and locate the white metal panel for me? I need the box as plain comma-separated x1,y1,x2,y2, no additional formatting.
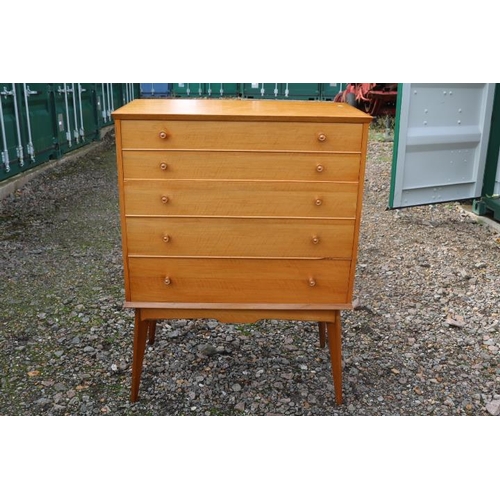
391,83,495,208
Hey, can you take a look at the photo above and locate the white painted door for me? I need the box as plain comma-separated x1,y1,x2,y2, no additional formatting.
389,83,495,208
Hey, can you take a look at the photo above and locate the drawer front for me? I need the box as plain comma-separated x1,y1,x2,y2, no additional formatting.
120,120,363,152
121,150,361,182
124,180,358,218
126,217,356,258
128,257,351,304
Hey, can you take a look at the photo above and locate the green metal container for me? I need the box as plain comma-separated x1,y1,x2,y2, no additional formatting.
279,83,321,100
241,83,283,99
1,83,24,178
112,83,130,109
79,84,100,141
241,83,331,100
172,83,206,98
205,83,240,98
50,83,87,155
165,83,344,100
0,83,61,179
18,83,59,167
95,83,115,128
1,83,138,183
320,83,345,101
473,83,500,221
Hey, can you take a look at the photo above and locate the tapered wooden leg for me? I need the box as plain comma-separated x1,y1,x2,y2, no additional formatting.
318,322,326,348
131,309,149,402
326,311,343,405
148,320,157,345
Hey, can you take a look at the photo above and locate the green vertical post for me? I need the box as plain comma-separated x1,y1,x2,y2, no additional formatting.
473,83,500,220
388,83,404,209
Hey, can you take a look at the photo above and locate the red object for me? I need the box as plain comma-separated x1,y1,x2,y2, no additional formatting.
365,89,397,116
335,83,397,116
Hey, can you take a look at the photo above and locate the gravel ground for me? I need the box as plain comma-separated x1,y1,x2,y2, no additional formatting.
1,127,499,416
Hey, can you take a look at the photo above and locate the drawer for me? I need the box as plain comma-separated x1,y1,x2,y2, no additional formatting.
128,257,351,305
123,180,359,218
126,217,356,258
120,120,363,152
121,150,361,182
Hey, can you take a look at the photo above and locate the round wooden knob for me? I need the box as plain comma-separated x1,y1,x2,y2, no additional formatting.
312,236,320,245
164,277,171,285
160,162,168,171
163,235,170,243
315,198,322,206
161,196,169,204
159,131,168,139
318,133,326,142
309,278,316,287
316,165,324,173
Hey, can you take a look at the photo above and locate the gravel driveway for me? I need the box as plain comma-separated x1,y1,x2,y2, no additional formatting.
1,128,499,416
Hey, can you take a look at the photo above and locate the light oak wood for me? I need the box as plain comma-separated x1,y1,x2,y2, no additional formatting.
122,150,362,182
125,217,356,258
124,179,358,218
347,120,370,298
130,308,342,403
127,302,353,311
128,257,351,304
112,98,372,123
112,98,372,405
137,307,340,329
121,120,363,152
327,312,343,404
131,310,149,402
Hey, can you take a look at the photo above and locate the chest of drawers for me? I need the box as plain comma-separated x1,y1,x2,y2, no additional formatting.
112,98,372,405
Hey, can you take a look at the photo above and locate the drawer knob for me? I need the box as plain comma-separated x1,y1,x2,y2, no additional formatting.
312,236,320,245
159,131,168,140
316,164,324,173
318,133,327,142
160,162,168,171
309,278,316,287
315,198,322,206
163,234,170,243
161,196,169,204
164,277,171,286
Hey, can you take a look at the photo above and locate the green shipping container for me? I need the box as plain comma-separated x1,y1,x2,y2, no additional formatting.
320,83,345,100
172,83,206,98
22,84,59,165
473,83,500,221
96,83,115,128
1,83,27,178
278,83,321,100
205,83,240,98
1,83,138,183
241,83,282,99
0,83,60,178
241,83,326,100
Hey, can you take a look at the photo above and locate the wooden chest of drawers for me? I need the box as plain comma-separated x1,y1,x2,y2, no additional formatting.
112,98,372,404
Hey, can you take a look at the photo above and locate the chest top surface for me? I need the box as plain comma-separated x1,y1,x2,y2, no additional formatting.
112,98,373,123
